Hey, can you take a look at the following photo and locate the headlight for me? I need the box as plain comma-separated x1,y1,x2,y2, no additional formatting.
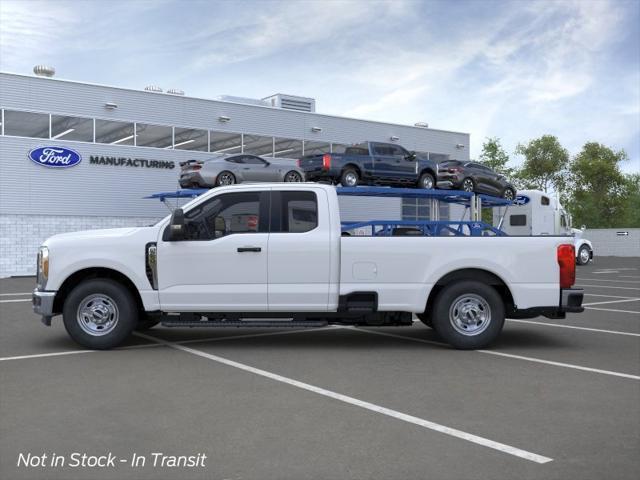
37,246,49,289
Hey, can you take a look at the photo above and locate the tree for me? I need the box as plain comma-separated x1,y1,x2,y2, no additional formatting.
479,137,514,177
514,135,569,193
619,174,640,227
566,142,628,228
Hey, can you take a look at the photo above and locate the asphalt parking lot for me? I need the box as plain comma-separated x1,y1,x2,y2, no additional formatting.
1,257,639,480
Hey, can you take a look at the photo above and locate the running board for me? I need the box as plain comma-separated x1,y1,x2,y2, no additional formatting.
160,320,329,328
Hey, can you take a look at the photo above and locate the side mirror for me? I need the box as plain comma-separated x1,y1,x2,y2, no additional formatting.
581,224,586,230
214,216,226,238
168,208,185,241
406,151,416,161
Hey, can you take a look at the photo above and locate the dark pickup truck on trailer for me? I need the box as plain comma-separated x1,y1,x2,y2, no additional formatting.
298,141,439,188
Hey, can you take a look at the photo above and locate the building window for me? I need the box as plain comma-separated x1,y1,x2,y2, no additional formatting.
303,140,330,156
51,114,93,142
402,199,430,220
428,153,450,163
331,143,349,154
173,127,208,151
95,119,135,145
135,123,173,148
273,137,303,159
210,131,242,154
243,134,274,156
401,199,449,221
3,110,49,138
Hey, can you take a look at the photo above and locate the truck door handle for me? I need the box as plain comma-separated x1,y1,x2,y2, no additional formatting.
237,247,261,252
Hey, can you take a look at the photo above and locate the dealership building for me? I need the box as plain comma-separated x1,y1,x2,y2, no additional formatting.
0,70,470,277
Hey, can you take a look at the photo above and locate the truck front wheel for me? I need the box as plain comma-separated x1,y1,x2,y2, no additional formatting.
576,245,591,265
62,279,138,349
431,281,504,349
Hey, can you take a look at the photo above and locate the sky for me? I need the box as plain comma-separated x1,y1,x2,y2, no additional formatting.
1,0,638,172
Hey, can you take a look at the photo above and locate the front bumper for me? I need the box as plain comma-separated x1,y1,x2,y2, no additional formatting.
32,289,56,326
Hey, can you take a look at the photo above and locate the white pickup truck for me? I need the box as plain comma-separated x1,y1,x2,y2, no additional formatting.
33,183,584,350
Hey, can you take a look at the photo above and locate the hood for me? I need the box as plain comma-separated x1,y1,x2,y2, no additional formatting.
43,226,158,249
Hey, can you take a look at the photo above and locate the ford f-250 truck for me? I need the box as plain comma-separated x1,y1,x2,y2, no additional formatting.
33,183,584,350
299,142,439,189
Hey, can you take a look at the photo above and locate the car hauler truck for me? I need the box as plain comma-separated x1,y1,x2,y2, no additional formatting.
33,184,584,350
493,190,594,265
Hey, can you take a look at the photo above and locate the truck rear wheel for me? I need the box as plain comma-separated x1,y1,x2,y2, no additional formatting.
62,279,138,349
340,168,359,187
431,280,504,349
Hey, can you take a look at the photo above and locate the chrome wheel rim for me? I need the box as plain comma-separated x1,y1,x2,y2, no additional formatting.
77,294,119,336
218,173,234,185
285,171,302,182
503,189,514,200
449,294,491,336
579,248,590,263
343,172,358,186
421,176,434,189
462,179,474,192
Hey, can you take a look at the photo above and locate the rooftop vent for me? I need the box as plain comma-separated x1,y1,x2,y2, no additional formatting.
414,122,429,128
144,85,163,93
262,94,316,113
167,88,185,96
33,65,55,77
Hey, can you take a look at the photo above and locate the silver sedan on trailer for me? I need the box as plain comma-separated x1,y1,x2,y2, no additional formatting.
179,154,305,188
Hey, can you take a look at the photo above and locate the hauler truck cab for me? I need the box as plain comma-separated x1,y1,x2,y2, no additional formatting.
33,183,584,351
494,190,594,265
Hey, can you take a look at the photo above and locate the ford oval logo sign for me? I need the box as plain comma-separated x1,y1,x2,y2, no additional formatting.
28,146,82,168
514,195,530,206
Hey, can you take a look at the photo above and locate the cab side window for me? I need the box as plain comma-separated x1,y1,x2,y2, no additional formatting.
271,191,318,233
183,192,265,240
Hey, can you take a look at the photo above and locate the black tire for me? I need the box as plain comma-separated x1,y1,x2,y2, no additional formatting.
576,245,591,266
135,315,160,331
431,280,504,349
418,172,435,190
62,278,138,349
340,168,359,187
461,177,475,192
284,170,303,182
502,187,515,200
215,171,236,186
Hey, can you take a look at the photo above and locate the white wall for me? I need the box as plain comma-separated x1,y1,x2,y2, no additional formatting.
584,228,640,257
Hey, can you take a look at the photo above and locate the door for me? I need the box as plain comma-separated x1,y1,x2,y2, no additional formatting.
157,190,270,311
239,155,276,182
372,143,415,183
267,190,332,311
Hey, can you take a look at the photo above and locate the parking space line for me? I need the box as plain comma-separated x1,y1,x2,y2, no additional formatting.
577,278,640,284
577,284,640,291
584,307,640,314
134,332,553,464
0,299,31,303
505,319,640,337
0,292,32,296
344,328,640,381
583,298,640,306
0,349,96,361
0,328,326,362
584,293,638,299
